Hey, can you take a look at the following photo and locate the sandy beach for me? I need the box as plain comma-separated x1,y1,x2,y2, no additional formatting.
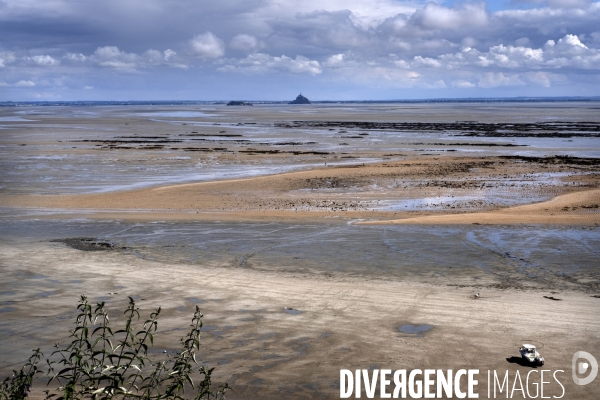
1,103,599,398
2,156,600,225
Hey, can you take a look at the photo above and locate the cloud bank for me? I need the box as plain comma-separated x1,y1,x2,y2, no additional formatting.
1,0,599,99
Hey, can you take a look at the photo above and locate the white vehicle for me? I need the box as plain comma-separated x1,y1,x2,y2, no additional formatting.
519,344,545,366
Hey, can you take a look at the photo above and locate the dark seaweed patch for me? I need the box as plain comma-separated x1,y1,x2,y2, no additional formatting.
277,121,600,137
50,238,124,252
499,155,600,166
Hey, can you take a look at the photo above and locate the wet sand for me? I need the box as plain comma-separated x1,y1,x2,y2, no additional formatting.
1,239,599,399
1,103,599,398
363,188,600,225
2,156,600,224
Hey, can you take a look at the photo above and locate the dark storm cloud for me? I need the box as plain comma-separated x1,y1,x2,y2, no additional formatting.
0,0,265,53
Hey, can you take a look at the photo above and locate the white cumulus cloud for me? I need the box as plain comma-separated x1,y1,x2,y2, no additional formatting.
164,49,177,61
556,34,588,50
230,34,260,52
219,53,322,75
92,46,140,69
31,55,59,66
394,59,411,69
395,34,599,73
0,51,17,68
144,49,164,65
478,72,525,88
413,56,442,68
324,54,345,68
411,3,488,31
190,32,225,58
142,49,187,68
64,53,86,62
14,80,36,87
452,80,476,88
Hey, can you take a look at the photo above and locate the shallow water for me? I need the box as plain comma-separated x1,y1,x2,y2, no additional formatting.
0,116,35,122
1,103,599,195
377,194,549,211
1,217,598,289
136,111,215,118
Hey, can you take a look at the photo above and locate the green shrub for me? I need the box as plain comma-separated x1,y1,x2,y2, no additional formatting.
0,296,229,399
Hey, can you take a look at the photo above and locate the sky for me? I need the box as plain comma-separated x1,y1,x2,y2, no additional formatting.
1,0,599,101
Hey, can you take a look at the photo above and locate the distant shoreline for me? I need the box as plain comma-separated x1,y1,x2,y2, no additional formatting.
2,96,600,107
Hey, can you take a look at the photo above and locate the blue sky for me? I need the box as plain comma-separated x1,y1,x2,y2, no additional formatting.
1,0,599,101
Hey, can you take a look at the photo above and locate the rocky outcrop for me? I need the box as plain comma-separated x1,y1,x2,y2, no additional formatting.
289,94,311,104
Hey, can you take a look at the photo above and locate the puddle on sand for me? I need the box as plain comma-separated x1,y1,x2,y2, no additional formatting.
284,307,302,315
0,307,17,313
398,324,434,337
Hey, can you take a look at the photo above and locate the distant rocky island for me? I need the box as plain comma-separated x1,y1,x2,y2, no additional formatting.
289,94,311,104
225,95,311,105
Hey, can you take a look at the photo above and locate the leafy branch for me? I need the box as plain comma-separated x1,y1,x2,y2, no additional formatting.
1,296,229,400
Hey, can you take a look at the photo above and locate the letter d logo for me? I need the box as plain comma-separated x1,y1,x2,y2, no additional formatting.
572,351,598,386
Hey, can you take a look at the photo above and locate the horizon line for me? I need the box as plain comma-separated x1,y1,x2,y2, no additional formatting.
2,95,600,105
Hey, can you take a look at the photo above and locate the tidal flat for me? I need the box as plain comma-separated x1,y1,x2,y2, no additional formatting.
0,102,599,398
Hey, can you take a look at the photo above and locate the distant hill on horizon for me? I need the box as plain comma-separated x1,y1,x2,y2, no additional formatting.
289,94,311,104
